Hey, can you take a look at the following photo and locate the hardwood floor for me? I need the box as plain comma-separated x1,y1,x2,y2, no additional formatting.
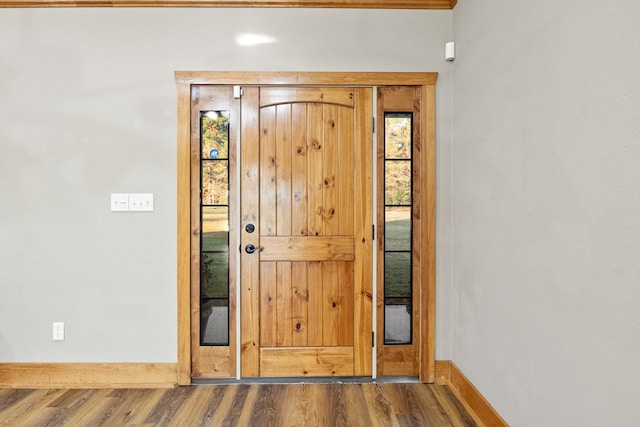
0,383,477,426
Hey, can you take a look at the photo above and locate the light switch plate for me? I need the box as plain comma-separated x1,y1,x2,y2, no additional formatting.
111,194,129,211
129,193,154,212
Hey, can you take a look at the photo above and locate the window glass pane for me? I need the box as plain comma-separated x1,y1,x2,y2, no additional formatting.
201,252,229,298
385,302,411,344
384,253,412,345
385,161,411,205
202,160,229,205
201,252,229,345
385,207,411,252
202,206,229,252
201,111,230,159
385,113,411,159
201,298,229,346
384,252,411,298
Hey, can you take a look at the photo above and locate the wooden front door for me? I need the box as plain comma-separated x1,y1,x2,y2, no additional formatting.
179,73,437,384
240,87,373,377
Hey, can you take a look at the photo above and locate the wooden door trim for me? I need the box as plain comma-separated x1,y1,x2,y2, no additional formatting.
1,0,457,9
176,71,437,385
421,83,437,382
434,361,509,427
176,72,437,87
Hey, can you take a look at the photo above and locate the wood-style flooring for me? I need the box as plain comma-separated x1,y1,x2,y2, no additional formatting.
0,383,477,426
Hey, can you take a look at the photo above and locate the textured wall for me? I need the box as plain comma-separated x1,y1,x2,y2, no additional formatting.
452,1,640,425
0,9,453,362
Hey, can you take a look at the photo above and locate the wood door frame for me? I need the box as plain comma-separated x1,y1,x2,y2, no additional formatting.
176,71,437,385
2,0,457,9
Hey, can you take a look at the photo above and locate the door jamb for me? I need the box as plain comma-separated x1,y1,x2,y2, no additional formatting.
175,71,437,385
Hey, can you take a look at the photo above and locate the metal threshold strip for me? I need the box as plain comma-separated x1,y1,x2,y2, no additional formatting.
192,376,420,385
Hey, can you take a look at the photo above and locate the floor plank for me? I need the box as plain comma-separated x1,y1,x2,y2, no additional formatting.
0,383,477,426
367,383,402,427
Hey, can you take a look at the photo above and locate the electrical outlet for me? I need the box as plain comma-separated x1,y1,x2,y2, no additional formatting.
53,322,64,341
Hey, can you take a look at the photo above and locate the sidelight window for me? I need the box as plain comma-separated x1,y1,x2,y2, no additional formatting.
200,111,230,346
383,113,413,345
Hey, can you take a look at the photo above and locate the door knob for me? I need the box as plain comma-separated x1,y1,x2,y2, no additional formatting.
245,244,264,254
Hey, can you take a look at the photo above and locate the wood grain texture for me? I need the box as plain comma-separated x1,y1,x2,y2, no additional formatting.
449,364,509,427
338,260,355,346
176,71,438,86
276,262,293,347
261,87,355,108
260,261,278,347
308,261,323,346
375,87,387,375
380,346,418,376
291,262,309,346
176,81,192,386
259,347,354,377
353,87,373,376
260,236,355,261
322,261,340,346
189,85,237,379
307,102,324,238
0,383,476,426
0,364,177,389
376,86,421,377
227,87,240,379
435,361,508,427
434,359,452,384
195,347,232,378
189,89,202,378
0,0,458,8
178,72,438,382
420,83,437,383
255,87,369,377
240,87,262,377
323,104,339,235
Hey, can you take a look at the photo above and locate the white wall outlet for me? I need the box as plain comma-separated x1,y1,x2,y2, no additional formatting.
111,193,129,211
129,193,154,212
53,322,64,341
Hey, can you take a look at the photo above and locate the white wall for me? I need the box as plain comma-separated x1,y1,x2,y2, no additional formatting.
0,9,453,362
452,1,640,425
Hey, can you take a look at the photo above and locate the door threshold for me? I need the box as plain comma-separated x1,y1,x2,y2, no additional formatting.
191,376,420,385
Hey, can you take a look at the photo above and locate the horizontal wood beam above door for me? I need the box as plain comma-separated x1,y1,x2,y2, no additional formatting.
176,72,438,86
1,0,456,9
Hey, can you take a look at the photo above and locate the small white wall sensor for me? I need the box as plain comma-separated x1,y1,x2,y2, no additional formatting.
445,42,456,62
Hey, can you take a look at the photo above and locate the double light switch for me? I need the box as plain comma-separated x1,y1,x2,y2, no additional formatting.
110,193,154,212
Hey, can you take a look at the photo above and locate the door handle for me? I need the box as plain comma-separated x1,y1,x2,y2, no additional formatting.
245,244,264,254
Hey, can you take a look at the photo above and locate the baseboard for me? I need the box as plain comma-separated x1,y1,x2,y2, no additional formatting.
0,359,505,425
434,360,508,427
0,363,177,389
